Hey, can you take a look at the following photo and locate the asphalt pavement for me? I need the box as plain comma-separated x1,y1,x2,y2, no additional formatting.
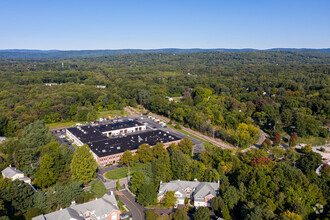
116,189,145,220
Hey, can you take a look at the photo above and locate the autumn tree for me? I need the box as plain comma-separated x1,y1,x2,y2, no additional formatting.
289,132,298,147
273,130,281,146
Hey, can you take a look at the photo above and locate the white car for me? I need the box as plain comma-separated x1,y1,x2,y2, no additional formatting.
120,214,129,219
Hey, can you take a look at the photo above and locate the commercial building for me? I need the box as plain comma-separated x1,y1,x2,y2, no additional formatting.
157,180,219,207
66,121,181,165
33,192,121,220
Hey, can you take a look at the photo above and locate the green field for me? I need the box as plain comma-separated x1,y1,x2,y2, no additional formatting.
46,121,85,130
104,163,148,180
97,109,129,118
297,136,328,146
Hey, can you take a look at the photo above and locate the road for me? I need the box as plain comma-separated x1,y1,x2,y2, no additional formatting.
116,190,145,220
126,106,234,150
241,129,268,153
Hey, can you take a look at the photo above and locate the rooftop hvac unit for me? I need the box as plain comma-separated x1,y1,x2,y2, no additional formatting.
138,136,143,142
117,147,120,150
102,150,106,153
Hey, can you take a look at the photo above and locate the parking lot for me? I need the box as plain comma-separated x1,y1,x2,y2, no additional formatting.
51,128,75,152
50,114,203,153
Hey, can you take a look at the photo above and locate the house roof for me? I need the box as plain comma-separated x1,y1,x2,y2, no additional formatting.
33,193,119,220
1,167,24,178
0,137,6,142
158,180,218,200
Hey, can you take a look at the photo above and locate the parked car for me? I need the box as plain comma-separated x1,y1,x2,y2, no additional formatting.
120,214,129,219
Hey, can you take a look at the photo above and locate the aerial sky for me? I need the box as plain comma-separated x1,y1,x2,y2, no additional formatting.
0,0,329,50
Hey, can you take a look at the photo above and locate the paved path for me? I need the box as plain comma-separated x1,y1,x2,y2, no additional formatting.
116,190,145,220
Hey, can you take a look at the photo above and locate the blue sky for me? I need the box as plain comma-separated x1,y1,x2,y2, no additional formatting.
0,0,329,50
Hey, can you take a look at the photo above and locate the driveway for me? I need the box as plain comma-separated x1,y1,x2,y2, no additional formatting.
116,190,145,220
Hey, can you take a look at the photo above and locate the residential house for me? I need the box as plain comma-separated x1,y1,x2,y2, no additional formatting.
1,166,31,184
33,192,121,220
157,179,219,207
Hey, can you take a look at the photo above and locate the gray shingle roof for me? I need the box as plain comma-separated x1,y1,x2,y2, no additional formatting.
33,193,119,220
1,167,23,178
158,180,218,200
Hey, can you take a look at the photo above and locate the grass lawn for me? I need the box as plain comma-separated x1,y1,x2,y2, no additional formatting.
97,109,129,118
46,121,85,130
105,163,148,180
297,136,328,146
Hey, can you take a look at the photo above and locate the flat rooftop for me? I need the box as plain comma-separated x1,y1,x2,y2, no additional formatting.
89,130,181,157
67,125,109,143
67,121,182,158
95,121,144,133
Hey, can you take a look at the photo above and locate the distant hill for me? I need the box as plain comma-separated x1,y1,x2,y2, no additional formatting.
0,48,329,59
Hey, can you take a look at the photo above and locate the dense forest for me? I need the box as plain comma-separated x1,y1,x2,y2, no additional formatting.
0,51,329,146
0,51,329,219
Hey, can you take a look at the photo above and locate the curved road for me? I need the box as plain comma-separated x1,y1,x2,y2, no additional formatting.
116,190,145,220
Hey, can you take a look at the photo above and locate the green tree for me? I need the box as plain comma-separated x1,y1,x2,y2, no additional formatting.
170,150,191,180
137,144,153,163
203,168,220,182
193,207,210,220
117,179,120,191
26,207,43,220
162,191,177,208
222,186,240,210
34,154,56,188
70,145,98,184
300,145,312,153
20,120,55,149
152,142,167,159
172,208,187,220
152,156,173,183
236,123,260,148
119,150,137,167
129,171,144,195
137,183,157,206
297,151,322,174
179,137,193,154
91,179,107,198
145,210,159,220
33,191,47,211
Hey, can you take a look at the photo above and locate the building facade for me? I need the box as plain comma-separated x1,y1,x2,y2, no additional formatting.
66,121,182,166
157,180,219,207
